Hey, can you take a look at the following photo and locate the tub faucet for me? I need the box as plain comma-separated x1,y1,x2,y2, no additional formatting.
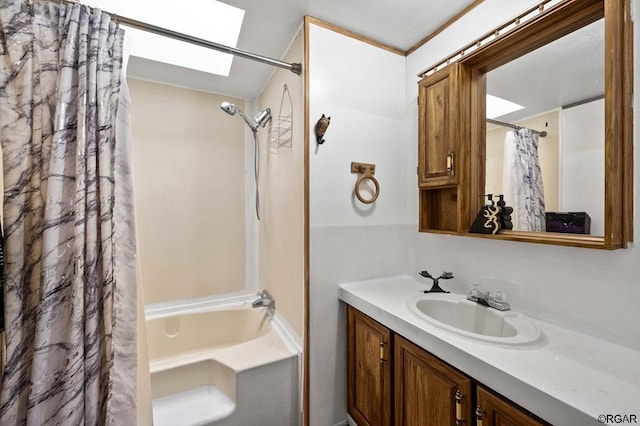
252,289,275,315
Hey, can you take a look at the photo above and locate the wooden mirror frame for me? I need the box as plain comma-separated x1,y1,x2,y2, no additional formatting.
457,0,633,249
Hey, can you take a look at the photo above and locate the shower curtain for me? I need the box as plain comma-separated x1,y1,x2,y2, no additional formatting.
0,0,139,424
502,128,546,232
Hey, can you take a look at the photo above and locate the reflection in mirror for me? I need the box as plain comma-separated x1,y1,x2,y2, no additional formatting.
485,19,604,236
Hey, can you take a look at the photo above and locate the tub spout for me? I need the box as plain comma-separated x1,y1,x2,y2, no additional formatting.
252,289,275,315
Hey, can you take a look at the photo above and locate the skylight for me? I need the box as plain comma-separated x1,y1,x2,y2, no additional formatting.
486,94,525,119
83,0,244,77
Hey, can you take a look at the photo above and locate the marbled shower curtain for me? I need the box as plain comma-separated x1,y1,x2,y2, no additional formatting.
0,0,138,424
503,128,546,232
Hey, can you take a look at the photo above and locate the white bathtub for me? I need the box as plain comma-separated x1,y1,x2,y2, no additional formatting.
147,306,300,426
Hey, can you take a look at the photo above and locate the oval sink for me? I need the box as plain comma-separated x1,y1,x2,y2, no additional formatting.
408,294,542,345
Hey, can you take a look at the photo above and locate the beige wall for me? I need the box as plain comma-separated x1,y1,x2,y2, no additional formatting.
257,30,305,337
128,78,246,304
486,110,560,212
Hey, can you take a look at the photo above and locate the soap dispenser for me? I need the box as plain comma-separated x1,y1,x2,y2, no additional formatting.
469,194,502,234
485,194,494,206
496,194,513,230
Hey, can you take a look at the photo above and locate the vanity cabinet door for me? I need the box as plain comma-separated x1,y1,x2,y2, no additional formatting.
476,384,549,426
347,306,392,426
418,62,468,188
418,64,456,187
394,335,473,426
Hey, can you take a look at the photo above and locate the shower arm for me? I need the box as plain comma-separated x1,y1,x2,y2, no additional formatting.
237,109,258,133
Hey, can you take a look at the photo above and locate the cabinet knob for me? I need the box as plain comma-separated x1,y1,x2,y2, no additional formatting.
379,338,387,364
475,406,484,426
455,389,464,425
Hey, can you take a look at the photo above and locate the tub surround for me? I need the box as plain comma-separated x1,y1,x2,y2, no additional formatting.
129,79,247,305
338,276,640,426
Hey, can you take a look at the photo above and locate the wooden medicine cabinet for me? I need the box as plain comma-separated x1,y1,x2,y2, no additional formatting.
417,0,633,249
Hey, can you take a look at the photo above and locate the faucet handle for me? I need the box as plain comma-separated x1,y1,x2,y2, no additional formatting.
492,289,506,303
466,284,482,302
468,284,481,297
488,289,510,311
419,270,433,279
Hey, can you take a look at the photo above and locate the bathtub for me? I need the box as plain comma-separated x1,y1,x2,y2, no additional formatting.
147,305,300,426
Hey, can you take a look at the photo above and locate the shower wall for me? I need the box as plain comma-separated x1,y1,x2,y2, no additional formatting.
128,78,247,304
257,30,305,338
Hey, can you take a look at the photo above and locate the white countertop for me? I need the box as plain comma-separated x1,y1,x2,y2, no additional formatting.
338,276,640,426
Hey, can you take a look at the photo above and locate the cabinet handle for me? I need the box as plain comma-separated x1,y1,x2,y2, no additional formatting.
446,151,455,175
379,338,387,364
475,406,484,426
455,389,464,425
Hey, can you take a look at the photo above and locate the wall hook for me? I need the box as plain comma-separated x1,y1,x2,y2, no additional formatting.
314,114,331,144
351,162,380,204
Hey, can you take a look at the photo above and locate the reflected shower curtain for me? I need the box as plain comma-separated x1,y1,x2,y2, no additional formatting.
503,128,546,232
0,1,138,424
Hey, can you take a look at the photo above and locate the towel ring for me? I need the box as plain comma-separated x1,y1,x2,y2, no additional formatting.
351,162,380,204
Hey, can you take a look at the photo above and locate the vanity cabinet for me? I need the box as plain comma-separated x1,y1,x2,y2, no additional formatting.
417,63,474,233
346,306,392,426
346,305,549,426
395,335,472,425
475,384,547,426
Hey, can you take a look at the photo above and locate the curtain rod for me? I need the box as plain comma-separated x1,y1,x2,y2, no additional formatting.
487,118,547,137
56,0,302,75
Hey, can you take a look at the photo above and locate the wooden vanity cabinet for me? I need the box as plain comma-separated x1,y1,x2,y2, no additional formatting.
417,62,475,233
394,335,473,426
347,306,392,426
475,385,548,426
347,306,551,426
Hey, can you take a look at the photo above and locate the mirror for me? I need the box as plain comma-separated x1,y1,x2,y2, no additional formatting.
484,19,605,236
457,0,632,249
416,0,631,248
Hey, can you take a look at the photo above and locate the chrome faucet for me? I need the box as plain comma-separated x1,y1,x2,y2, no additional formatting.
252,289,275,315
467,284,510,311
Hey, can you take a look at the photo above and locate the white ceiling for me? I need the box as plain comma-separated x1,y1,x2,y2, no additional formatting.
126,0,476,99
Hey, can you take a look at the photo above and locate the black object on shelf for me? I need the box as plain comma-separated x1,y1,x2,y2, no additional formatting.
545,212,591,234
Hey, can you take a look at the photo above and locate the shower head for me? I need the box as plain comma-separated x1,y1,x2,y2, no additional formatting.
220,101,272,133
254,108,272,128
220,101,239,116
220,101,256,132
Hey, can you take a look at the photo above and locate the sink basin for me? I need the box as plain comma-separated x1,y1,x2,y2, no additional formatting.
408,294,542,345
